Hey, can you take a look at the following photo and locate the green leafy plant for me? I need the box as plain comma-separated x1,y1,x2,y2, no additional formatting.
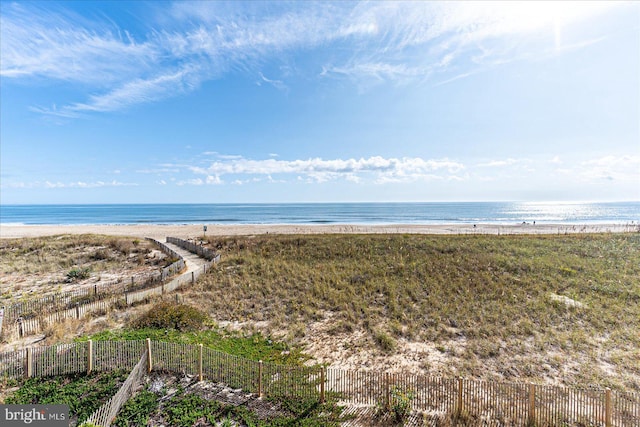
113,390,158,427
5,371,128,425
389,386,414,422
66,267,91,282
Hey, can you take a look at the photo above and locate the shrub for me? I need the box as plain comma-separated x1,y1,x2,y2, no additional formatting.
374,330,396,353
390,386,414,422
66,267,91,282
132,302,209,331
376,386,414,423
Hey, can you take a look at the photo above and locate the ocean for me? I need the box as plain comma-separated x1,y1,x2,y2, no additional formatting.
0,202,638,226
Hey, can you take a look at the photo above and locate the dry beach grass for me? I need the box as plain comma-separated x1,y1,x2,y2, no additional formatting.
1,225,639,395
187,233,640,392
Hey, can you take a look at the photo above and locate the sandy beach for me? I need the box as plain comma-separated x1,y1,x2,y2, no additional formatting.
1,222,636,240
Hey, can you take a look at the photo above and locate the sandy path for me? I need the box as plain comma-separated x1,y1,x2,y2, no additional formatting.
163,240,208,274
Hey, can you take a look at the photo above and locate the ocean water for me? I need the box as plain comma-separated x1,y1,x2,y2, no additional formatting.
0,202,638,226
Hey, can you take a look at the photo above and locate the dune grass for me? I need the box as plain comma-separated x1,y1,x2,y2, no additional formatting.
0,234,169,300
191,233,640,391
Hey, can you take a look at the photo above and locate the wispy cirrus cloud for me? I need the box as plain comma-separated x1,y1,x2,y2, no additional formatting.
32,65,202,116
0,4,158,83
1,1,626,116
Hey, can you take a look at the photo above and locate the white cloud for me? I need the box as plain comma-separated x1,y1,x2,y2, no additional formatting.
42,180,137,188
205,175,222,185
216,154,244,160
1,1,627,115
176,175,223,186
185,155,465,184
136,167,180,174
258,72,288,91
477,158,521,168
177,178,204,186
578,155,640,182
37,65,201,116
0,4,158,83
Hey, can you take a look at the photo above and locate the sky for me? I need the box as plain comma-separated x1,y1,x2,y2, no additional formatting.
1,1,639,204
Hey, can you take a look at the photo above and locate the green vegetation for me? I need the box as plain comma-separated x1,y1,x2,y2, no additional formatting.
111,385,345,427
194,233,640,390
3,370,128,425
4,368,345,427
75,301,306,364
377,386,414,423
112,390,158,427
132,302,210,331
66,266,91,282
79,328,307,365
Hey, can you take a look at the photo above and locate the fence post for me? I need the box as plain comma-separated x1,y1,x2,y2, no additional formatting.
0,305,4,338
191,271,195,285
198,344,203,382
605,388,612,427
26,347,33,378
385,372,391,410
258,360,263,398
75,303,80,319
18,317,24,337
320,367,325,404
457,377,464,419
87,340,93,374
528,383,535,426
146,338,153,373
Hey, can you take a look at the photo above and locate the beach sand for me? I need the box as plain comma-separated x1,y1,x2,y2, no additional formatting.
0,222,636,240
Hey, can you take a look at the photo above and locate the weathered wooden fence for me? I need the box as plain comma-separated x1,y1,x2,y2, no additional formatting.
1,340,638,427
0,238,184,336
85,347,148,427
167,237,221,262
0,238,219,340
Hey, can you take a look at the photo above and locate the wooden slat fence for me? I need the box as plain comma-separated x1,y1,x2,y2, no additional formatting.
201,346,260,392
262,362,321,400
327,369,387,407
85,348,148,427
167,237,221,262
0,348,25,379
2,340,639,426
0,237,221,340
92,340,146,373
0,238,186,339
31,342,88,378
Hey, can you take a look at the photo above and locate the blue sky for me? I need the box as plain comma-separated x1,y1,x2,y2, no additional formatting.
1,1,638,204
